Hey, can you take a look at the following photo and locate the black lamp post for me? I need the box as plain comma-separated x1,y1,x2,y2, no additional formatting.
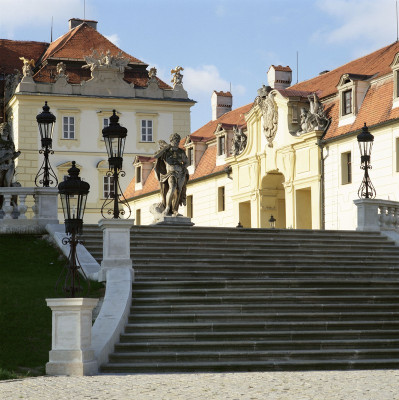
57,161,90,297
269,214,276,228
35,101,58,187
357,122,376,199
101,110,131,219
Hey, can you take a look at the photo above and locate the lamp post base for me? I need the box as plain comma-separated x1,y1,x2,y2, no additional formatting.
46,298,98,376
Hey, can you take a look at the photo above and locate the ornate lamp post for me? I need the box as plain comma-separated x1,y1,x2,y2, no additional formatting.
57,161,90,297
35,101,58,187
357,123,376,199
101,110,131,219
269,214,276,228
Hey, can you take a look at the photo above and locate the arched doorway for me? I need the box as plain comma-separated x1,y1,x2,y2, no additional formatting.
260,171,286,228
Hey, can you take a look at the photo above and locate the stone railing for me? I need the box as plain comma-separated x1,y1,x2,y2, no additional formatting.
354,198,399,232
0,187,59,233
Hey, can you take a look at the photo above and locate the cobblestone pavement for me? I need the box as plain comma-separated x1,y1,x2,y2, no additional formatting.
1,370,399,400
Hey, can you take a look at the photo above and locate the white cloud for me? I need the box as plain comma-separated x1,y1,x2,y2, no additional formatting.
0,0,84,35
104,34,120,46
184,65,245,96
316,0,397,46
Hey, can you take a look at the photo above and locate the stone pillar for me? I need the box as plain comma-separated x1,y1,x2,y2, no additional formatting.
34,187,59,224
98,219,134,282
353,198,380,231
46,298,98,376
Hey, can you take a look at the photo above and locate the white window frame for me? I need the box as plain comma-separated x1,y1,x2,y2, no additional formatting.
141,119,153,142
63,116,75,139
103,175,115,199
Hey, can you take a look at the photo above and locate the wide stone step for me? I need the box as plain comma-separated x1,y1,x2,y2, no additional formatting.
119,329,399,343
130,302,399,314
100,357,399,373
131,278,399,289
124,320,399,334
131,294,399,305
107,348,399,364
133,271,399,281
114,338,399,352
132,287,399,298
129,311,399,323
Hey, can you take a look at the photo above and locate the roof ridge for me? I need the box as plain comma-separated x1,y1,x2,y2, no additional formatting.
42,23,82,61
290,42,398,90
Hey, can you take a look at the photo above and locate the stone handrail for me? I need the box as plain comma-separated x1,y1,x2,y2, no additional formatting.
0,187,59,233
354,198,399,232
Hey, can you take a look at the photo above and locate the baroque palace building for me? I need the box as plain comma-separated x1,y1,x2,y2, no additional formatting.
125,41,399,230
0,18,194,222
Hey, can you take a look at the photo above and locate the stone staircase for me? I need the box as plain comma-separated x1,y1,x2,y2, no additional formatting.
82,225,399,372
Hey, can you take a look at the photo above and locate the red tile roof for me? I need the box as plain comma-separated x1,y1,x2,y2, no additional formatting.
41,23,146,65
191,103,253,140
0,39,48,74
323,78,399,140
290,41,399,99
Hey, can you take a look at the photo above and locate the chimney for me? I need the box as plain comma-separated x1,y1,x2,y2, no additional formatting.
267,65,292,90
211,91,233,121
69,18,98,31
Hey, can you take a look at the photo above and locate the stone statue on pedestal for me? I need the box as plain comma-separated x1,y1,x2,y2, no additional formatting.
153,133,189,218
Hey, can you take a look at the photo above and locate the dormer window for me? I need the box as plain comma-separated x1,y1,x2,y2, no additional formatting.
343,90,352,115
136,165,142,184
218,136,226,156
337,73,371,127
187,147,194,166
391,52,399,108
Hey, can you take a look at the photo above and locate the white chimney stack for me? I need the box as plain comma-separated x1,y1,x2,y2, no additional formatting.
267,65,292,90
211,91,233,121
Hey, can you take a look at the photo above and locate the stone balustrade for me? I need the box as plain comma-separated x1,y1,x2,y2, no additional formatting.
0,187,59,233
354,198,399,232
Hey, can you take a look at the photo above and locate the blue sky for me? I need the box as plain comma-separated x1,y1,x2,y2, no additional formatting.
1,0,398,131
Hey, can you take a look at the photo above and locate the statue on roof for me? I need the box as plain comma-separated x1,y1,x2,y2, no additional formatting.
55,62,68,81
148,67,157,79
231,126,247,156
153,133,189,217
171,66,184,86
296,93,329,135
83,50,130,73
19,57,35,77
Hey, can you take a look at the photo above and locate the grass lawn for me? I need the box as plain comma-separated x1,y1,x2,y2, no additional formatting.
0,234,103,380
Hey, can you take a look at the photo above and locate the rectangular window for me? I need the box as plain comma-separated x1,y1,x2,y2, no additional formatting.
63,116,75,139
103,176,115,198
103,118,109,129
187,147,193,166
135,209,141,225
141,120,153,142
396,138,399,172
341,151,352,184
343,90,352,115
186,195,193,218
218,136,225,156
136,166,142,184
218,186,225,212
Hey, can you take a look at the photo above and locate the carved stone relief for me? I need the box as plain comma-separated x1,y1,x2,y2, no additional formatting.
83,50,130,73
255,85,278,148
296,93,329,135
231,126,247,156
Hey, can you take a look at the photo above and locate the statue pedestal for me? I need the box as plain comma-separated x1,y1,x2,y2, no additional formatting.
155,215,194,226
